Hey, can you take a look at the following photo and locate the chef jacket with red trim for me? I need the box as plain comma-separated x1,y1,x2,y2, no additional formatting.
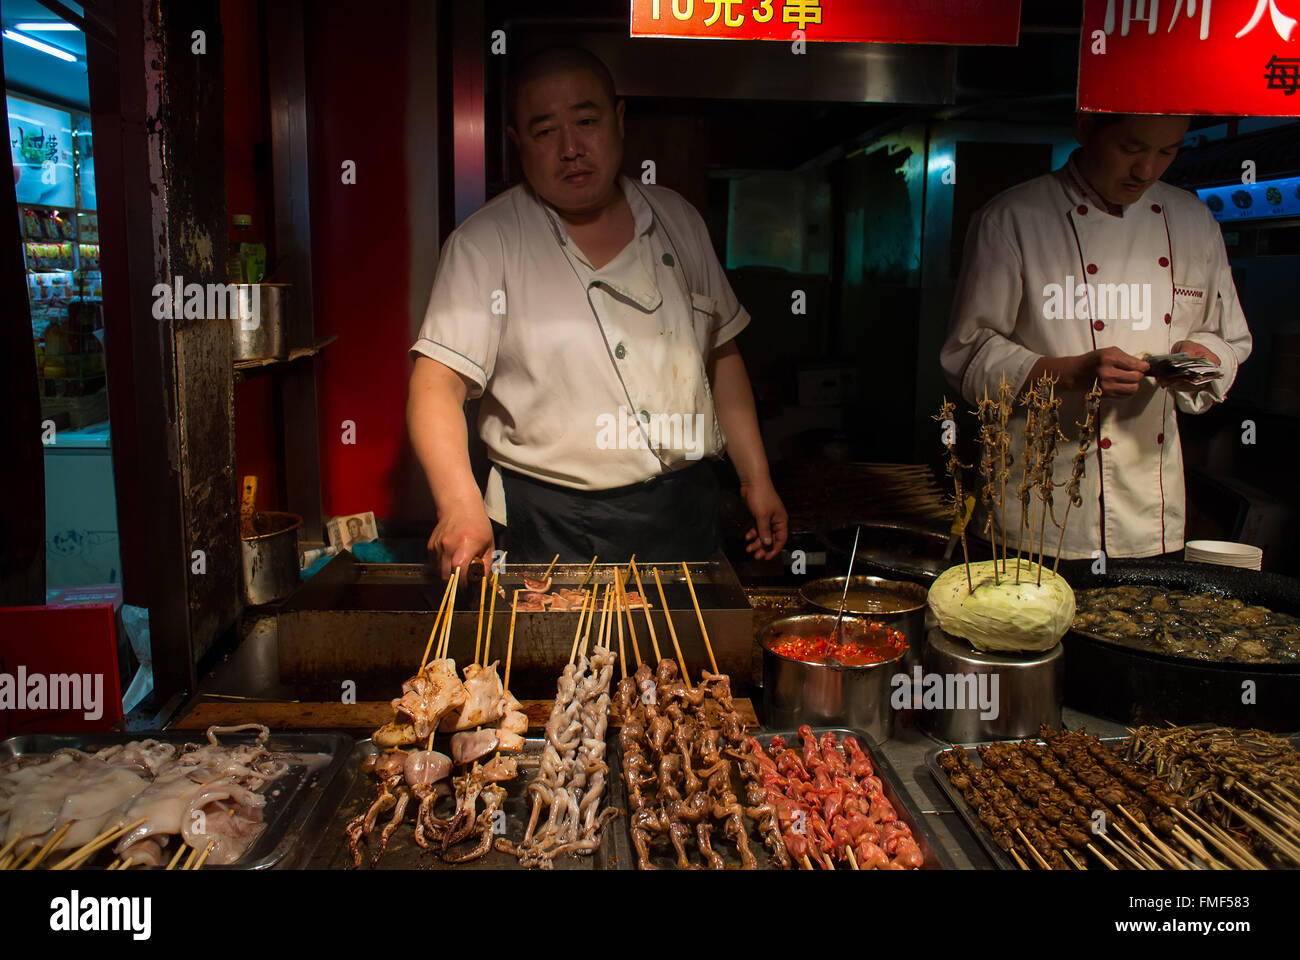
941,152,1252,560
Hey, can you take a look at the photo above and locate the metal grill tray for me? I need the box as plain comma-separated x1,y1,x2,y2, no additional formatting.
1,731,354,869
308,737,632,869
614,726,950,870
925,733,1300,870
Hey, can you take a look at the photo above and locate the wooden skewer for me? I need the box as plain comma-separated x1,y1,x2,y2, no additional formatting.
504,589,519,692
542,553,561,579
52,817,147,871
629,559,661,662
822,854,835,870
1086,843,1117,870
474,566,488,667
192,839,217,870
800,853,814,871
617,567,642,668
1113,824,1163,870
581,583,599,657
165,844,187,870
1118,805,1190,870
614,569,627,680
419,573,455,670
569,593,590,665
1174,808,1262,869
844,846,859,870
9,847,33,869
681,562,718,675
1009,848,1030,870
483,568,501,668
181,844,200,871
1097,830,1146,870
1171,826,1228,870
0,834,22,862
597,582,611,651
0,854,13,871
105,858,121,871
1211,792,1300,863
436,567,459,661
1015,828,1051,869
21,821,71,870
652,568,689,688
1062,849,1087,870
576,556,598,591
118,856,136,871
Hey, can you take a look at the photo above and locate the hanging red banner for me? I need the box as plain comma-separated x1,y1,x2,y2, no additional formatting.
629,0,1022,46
1079,0,1300,115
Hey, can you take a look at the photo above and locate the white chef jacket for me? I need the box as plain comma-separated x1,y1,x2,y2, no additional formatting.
411,176,749,523
942,152,1252,559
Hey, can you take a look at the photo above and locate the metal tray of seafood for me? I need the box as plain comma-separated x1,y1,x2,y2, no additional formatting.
1,730,355,869
308,737,632,869
613,726,949,870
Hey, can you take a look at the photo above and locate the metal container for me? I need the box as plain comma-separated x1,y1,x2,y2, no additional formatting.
241,510,303,605
758,614,907,742
231,283,288,361
2,731,353,869
799,574,927,671
918,628,1062,743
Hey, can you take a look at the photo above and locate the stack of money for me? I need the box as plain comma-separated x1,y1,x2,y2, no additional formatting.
1143,352,1222,386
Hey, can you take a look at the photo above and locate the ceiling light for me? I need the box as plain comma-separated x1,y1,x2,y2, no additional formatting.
3,29,78,62
13,22,81,32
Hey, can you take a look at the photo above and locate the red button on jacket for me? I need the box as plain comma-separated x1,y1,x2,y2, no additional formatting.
1093,320,1105,331
1100,437,1112,450
1086,263,1098,274
1158,256,1169,267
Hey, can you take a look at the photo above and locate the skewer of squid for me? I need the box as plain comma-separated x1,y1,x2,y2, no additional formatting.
504,588,519,695
616,567,642,669
576,555,599,592
435,567,460,661
681,562,718,675
474,559,489,667
651,567,690,688
482,554,504,668
20,822,70,870
628,558,662,662
615,569,628,680
51,817,147,871
568,591,592,665
192,839,217,870
419,569,455,670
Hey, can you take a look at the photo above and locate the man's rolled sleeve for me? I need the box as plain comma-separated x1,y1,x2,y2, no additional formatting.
409,228,504,399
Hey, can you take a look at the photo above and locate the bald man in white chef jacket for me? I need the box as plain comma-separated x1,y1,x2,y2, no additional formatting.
942,114,1252,560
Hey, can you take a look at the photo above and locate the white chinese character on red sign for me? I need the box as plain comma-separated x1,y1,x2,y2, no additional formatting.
1166,0,1212,40
1236,0,1297,40
1105,0,1161,36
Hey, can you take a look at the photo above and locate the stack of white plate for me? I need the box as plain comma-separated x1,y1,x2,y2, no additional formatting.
1185,540,1262,570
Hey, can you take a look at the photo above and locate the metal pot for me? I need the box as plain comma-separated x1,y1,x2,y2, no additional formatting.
918,628,1063,743
231,283,289,361
799,574,926,667
241,510,302,605
758,614,907,743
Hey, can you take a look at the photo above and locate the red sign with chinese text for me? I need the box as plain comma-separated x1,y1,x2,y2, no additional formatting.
630,0,1022,46
1079,0,1300,115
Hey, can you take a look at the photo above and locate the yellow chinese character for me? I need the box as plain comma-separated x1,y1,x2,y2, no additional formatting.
782,0,822,29
704,0,745,27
